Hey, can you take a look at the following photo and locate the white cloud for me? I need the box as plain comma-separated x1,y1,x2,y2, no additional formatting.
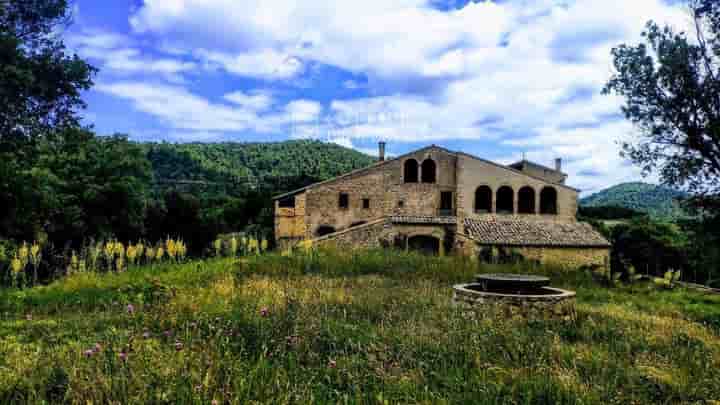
195,48,303,80
223,90,274,111
92,0,693,189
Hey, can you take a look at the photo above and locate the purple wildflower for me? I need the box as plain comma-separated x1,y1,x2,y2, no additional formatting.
84,349,94,358
118,351,128,362
93,343,102,353
163,330,172,337
211,400,219,405
328,359,337,368
126,304,135,314
174,341,184,351
260,307,269,317
142,331,151,339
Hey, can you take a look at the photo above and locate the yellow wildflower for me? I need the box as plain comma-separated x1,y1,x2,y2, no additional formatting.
29,242,41,266
145,246,155,262
127,245,137,265
213,239,222,257
166,238,177,260
156,246,165,261
230,236,238,257
18,242,29,263
261,239,268,252
11,255,23,274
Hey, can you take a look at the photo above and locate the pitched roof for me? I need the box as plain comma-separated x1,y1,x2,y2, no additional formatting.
273,144,579,200
463,217,610,248
508,160,567,177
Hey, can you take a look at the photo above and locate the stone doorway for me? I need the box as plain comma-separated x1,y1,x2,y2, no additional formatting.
407,235,441,255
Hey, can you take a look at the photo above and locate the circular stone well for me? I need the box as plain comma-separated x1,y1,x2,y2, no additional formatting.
453,275,576,320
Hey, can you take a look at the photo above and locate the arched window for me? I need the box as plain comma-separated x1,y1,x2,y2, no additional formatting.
540,187,558,215
518,186,536,214
421,159,437,183
404,159,418,183
475,185,493,213
316,225,336,237
496,186,514,214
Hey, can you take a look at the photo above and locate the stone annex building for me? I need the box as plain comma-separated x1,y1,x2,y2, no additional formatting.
273,143,611,269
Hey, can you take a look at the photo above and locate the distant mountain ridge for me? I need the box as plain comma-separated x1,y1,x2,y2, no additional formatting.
580,182,688,219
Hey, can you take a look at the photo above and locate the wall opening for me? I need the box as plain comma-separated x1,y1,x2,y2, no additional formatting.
362,198,370,209
421,159,437,183
496,186,514,214
540,186,558,215
518,186,536,214
316,225,336,237
440,191,453,216
338,193,349,209
407,235,440,255
475,185,492,213
404,159,419,183
278,195,296,208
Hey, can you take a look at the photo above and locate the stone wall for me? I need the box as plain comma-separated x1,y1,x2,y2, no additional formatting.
275,192,307,241
455,154,578,223
454,233,609,270
304,146,458,238
453,284,576,320
515,246,610,270
312,218,392,250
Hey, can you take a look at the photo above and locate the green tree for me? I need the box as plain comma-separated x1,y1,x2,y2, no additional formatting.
0,0,96,240
36,130,152,245
604,0,720,210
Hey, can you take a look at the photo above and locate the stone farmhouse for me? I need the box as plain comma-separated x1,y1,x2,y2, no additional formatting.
273,143,610,269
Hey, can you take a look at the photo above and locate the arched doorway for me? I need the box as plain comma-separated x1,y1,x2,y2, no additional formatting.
518,186,536,214
496,186,514,214
316,225,336,237
475,185,492,213
540,187,558,215
407,235,440,255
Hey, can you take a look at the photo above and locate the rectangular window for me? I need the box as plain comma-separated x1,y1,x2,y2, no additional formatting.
278,195,296,208
440,191,453,216
339,193,349,209
362,198,370,209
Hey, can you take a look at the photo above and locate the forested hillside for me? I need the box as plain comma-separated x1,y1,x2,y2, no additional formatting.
580,182,688,219
143,140,375,193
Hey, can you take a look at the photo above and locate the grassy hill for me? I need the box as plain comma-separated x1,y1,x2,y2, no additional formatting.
580,182,688,219
1,249,719,403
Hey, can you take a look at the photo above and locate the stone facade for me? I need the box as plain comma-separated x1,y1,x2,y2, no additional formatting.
273,144,611,269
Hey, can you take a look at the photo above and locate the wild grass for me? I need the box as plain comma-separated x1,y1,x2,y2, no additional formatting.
1,248,719,404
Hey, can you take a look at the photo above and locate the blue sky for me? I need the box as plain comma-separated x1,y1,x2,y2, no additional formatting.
65,0,688,194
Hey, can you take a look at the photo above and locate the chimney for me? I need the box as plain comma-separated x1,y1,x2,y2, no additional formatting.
555,158,562,172
378,141,386,161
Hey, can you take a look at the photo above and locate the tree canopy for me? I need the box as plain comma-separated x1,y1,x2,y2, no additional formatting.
604,0,720,211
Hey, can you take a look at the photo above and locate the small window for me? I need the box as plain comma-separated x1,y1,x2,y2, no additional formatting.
421,159,437,183
278,195,295,208
404,159,419,183
339,193,349,209
440,191,452,210
362,198,370,209
398,200,405,208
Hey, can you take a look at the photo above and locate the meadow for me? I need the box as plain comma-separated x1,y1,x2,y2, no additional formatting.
1,248,719,404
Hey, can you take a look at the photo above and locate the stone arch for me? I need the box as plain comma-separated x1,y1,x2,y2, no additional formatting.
496,186,514,214
475,185,493,213
518,186,536,214
407,235,441,255
421,158,437,183
404,159,419,183
540,186,558,215
315,225,336,237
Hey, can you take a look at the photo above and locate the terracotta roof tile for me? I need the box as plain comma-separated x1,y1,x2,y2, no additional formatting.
463,217,611,247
